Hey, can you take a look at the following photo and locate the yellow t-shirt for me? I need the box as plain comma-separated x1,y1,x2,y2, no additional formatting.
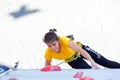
44,36,82,60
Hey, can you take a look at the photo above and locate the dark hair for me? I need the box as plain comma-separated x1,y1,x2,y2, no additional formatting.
43,29,59,43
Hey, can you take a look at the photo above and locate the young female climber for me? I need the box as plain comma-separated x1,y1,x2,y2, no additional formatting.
43,29,100,69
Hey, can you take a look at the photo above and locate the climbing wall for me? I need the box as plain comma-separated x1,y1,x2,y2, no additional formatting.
0,0,120,69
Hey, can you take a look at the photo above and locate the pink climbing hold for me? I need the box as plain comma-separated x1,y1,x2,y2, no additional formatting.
40,65,61,72
8,78,17,80
73,71,94,80
73,71,83,78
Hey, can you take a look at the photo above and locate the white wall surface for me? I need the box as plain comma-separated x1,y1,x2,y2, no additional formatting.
0,0,120,69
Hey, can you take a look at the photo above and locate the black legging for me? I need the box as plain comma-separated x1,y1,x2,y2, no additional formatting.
68,56,91,69
68,45,120,69
82,45,120,68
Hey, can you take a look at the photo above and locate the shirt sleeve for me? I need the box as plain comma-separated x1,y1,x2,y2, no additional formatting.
59,36,71,47
44,48,52,60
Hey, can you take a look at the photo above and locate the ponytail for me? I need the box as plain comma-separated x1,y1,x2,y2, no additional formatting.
49,29,57,32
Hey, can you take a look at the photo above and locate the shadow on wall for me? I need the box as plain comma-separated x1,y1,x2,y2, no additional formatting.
9,5,40,19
